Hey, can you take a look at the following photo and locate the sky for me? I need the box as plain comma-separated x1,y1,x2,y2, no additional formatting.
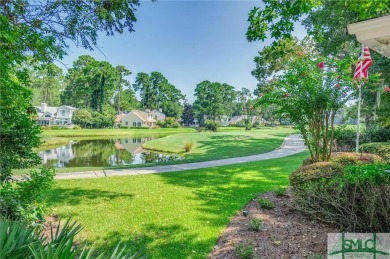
58,1,306,103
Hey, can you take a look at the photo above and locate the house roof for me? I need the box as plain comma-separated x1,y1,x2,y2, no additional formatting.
60,105,78,110
151,109,165,116
348,15,390,59
115,114,126,123
132,110,157,122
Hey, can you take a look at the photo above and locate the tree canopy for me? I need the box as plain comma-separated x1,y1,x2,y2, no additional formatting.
133,72,185,118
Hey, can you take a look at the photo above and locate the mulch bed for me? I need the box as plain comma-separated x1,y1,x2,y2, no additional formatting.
209,190,338,258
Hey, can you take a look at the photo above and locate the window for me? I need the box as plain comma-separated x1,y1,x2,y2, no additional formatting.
133,122,137,127
125,122,128,125
61,110,65,116
137,122,141,127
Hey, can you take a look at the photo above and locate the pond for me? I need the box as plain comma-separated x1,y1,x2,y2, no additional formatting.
38,136,183,168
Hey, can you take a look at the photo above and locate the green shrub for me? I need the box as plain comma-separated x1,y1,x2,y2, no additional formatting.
0,168,55,223
257,198,274,210
290,162,343,186
73,125,81,129
183,140,195,152
360,142,390,164
235,241,254,259
365,127,390,143
274,187,287,197
245,123,252,131
290,163,390,232
333,126,390,152
330,152,382,166
0,217,139,259
333,126,357,151
157,118,180,128
156,120,166,128
204,120,219,132
249,218,263,231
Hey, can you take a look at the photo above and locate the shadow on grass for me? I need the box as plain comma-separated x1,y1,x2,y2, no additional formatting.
46,152,307,258
46,187,134,206
92,223,215,258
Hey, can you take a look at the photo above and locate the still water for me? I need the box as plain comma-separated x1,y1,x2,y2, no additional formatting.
39,136,182,168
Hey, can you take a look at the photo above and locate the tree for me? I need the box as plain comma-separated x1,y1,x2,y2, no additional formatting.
114,88,140,112
181,102,194,125
133,72,185,118
248,1,390,128
73,109,93,128
246,0,389,45
114,65,132,113
258,50,354,162
61,55,119,114
29,63,64,106
0,0,141,220
193,81,236,124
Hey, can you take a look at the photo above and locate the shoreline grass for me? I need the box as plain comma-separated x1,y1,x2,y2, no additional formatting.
46,151,308,258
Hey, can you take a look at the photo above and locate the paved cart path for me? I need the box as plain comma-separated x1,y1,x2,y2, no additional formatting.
53,134,306,180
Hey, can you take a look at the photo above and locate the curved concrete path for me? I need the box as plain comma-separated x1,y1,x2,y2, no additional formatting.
54,134,306,180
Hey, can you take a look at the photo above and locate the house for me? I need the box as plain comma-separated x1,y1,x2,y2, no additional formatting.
114,114,126,127
150,109,166,121
219,115,230,126
348,15,390,59
38,142,75,167
120,110,158,128
35,103,77,126
229,115,256,125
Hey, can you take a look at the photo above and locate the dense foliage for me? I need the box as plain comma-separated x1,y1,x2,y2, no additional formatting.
360,142,390,164
247,0,390,128
0,217,138,258
193,80,236,125
290,161,390,232
333,126,390,151
134,72,185,119
257,42,354,162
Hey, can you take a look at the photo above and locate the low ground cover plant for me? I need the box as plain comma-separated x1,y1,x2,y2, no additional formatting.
0,217,138,259
235,241,254,259
273,187,287,197
249,218,263,231
257,198,274,210
183,140,195,152
290,161,390,232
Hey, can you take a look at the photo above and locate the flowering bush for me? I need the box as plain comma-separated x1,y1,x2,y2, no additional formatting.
257,50,354,162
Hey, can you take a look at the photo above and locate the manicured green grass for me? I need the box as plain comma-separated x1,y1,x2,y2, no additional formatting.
40,128,197,147
46,151,307,258
142,127,295,162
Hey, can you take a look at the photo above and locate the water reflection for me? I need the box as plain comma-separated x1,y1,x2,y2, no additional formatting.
39,136,182,168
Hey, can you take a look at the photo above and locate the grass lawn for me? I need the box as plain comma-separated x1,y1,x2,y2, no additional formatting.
142,127,296,163
47,151,308,258
40,128,197,147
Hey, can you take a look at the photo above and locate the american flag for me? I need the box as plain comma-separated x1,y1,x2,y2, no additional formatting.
353,45,373,81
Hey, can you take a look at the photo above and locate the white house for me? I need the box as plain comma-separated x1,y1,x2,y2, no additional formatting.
39,142,75,167
219,115,230,126
35,103,77,126
150,109,166,121
229,115,258,125
120,110,159,128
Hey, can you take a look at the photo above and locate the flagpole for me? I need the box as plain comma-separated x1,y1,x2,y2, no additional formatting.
356,85,362,153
